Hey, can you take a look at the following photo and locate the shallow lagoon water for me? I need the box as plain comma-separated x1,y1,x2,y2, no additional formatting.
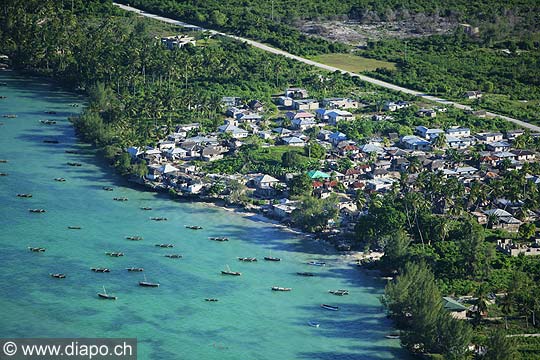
0,71,405,359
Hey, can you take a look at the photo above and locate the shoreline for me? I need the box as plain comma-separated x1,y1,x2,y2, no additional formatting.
135,179,388,268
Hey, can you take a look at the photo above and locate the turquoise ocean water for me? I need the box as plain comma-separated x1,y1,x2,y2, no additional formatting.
0,71,406,359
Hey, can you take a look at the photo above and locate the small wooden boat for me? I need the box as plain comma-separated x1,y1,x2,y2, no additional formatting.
126,236,143,241
0,173,7,176
150,217,167,221
297,272,315,277
155,244,174,248
126,267,144,272
98,286,117,300
40,119,56,125
264,256,281,261
44,110,57,114
113,197,128,201
105,252,124,257
238,257,257,262
308,321,320,328
0,159,8,163
209,237,229,242
139,274,159,287
329,289,349,296
185,225,202,230
164,254,183,259
2,114,17,118
29,208,46,213
65,150,79,154
50,273,66,279
70,103,79,107
54,177,66,182
102,186,114,191
205,298,219,302
221,265,241,276
0,82,7,86
17,193,32,198
28,247,46,252
140,207,152,210
91,267,110,273
67,226,82,230
307,261,326,266
0,96,6,99
43,139,59,144
385,334,400,339
272,286,292,291
321,304,339,311
66,162,82,166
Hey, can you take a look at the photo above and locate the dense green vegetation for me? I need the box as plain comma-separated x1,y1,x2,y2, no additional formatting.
367,164,540,358
115,0,540,123
117,0,540,54
361,34,540,123
0,0,390,163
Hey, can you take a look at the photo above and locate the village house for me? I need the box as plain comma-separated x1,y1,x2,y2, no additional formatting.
446,127,471,138
338,144,359,157
416,108,437,118
329,132,348,146
160,35,195,49
464,90,483,99
372,114,394,121
443,297,469,320
392,158,410,172
506,129,525,141
176,123,200,133
291,118,317,131
251,174,281,197
273,127,292,137
415,126,444,140
221,96,241,107
477,132,504,143
226,106,246,118
285,87,308,99
359,143,385,155
272,200,298,219
165,147,188,160
258,131,273,140
365,178,396,192
292,99,320,111
317,129,333,141
321,97,361,109
327,110,354,125
286,110,315,122
281,136,306,147
497,239,540,257
276,96,294,107
200,146,226,162
487,141,511,152
248,100,264,112
483,208,522,232
126,146,143,159
400,135,431,151
512,150,536,162
236,112,263,124
218,123,249,139
446,135,475,149
315,108,331,121
383,100,409,112
370,168,390,179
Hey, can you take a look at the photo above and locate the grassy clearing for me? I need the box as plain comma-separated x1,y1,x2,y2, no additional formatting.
311,53,396,73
